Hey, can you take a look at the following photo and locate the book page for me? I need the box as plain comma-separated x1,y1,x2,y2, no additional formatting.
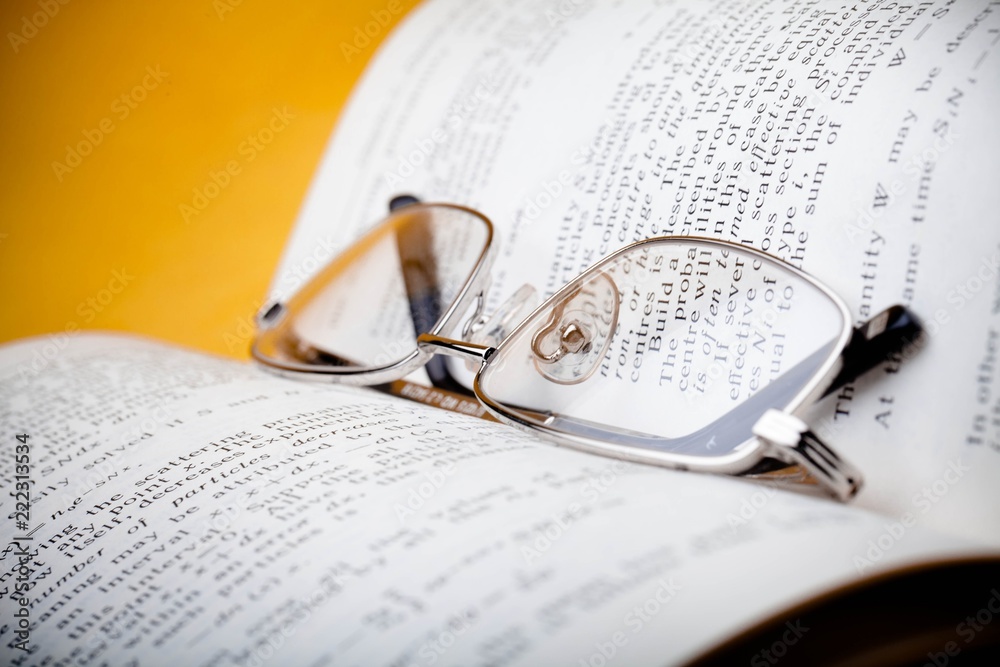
274,0,1000,543
0,334,989,665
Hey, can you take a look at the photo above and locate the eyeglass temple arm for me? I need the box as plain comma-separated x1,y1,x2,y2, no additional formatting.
749,306,921,499
822,305,923,398
390,194,475,395
389,194,421,211
748,306,920,491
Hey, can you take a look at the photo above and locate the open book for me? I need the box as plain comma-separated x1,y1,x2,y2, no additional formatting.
3,0,1000,664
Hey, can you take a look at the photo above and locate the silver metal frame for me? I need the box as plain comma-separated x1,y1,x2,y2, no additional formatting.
464,236,857,499
254,208,864,500
252,203,496,386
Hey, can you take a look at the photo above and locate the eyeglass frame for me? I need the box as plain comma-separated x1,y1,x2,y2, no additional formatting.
253,198,922,502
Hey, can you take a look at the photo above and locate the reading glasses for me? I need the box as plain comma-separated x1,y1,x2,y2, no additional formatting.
252,198,921,501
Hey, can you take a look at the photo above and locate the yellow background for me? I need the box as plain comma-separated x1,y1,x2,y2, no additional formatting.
0,0,421,358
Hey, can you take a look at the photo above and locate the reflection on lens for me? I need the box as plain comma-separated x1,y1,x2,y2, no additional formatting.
477,239,846,458
254,204,491,374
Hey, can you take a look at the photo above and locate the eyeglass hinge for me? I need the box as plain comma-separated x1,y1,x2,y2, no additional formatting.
752,409,863,501
417,333,493,365
256,301,286,330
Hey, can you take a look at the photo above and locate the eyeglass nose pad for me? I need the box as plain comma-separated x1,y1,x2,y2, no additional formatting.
462,283,539,371
529,271,620,385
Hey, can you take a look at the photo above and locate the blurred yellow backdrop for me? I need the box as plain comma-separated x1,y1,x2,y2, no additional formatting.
0,0,421,358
